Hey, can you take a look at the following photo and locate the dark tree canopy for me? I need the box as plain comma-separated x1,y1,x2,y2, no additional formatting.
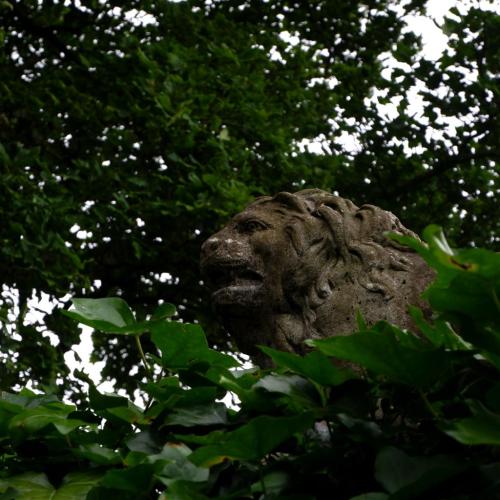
0,0,498,398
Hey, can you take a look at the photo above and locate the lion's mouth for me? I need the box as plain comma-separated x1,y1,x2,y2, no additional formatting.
204,264,264,296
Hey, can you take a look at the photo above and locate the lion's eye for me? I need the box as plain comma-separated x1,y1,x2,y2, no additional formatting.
239,220,267,233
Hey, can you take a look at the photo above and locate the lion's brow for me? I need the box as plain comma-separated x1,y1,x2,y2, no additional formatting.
232,213,274,227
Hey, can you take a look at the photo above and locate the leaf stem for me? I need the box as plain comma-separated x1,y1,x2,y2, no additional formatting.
492,287,500,312
258,463,267,496
419,389,439,419
135,334,152,381
65,434,73,448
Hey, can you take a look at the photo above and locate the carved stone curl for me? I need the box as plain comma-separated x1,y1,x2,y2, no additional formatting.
200,189,434,367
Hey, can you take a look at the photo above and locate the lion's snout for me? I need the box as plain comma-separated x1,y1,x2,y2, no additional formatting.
201,233,248,263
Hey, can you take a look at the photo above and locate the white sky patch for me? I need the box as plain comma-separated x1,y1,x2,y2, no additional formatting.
82,200,95,212
154,272,173,283
269,45,286,64
77,229,93,240
125,9,158,27
279,31,300,47
64,326,116,394
403,0,456,61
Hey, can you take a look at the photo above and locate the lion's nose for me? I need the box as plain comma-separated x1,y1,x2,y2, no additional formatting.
201,236,246,260
201,237,221,255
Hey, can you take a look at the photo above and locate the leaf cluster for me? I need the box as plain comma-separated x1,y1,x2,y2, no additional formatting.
1,228,499,499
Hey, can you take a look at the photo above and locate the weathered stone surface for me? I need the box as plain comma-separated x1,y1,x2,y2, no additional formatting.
201,189,434,367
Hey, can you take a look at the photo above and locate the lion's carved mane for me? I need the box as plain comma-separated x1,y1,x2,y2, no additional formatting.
201,189,434,367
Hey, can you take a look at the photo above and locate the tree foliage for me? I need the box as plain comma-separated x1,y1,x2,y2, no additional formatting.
1,230,499,499
0,0,498,395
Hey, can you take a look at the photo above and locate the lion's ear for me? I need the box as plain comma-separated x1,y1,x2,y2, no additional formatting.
274,192,311,213
315,205,351,261
308,265,335,308
285,223,309,256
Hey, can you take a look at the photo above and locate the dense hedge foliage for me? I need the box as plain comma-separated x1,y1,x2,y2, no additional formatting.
1,227,499,499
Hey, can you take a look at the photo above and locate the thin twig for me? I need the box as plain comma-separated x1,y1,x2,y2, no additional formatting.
135,334,152,381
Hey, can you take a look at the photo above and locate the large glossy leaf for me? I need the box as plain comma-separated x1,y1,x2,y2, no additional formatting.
54,473,103,500
151,303,177,320
126,430,161,454
100,465,155,493
0,473,53,500
89,385,130,410
88,386,147,424
443,402,500,445
250,471,289,496
143,382,218,410
189,413,315,466
391,227,500,357
408,306,471,350
152,444,209,483
253,374,318,409
8,405,89,436
374,447,464,498
0,472,101,500
158,481,209,500
259,347,354,386
74,444,122,465
163,403,228,427
62,298,149,335
106,405,149,426
151,321,238,370
308,325,451,388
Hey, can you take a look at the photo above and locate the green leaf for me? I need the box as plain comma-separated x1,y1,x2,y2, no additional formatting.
106,405,149,425
152,443,209,483
151,321,238,370
250,471,289,495
144,381,218,410
62,297,142,334
0,472,101,500
89,385,129,411
391,227,500,358
101,465,155,493
356,310,368,331
172,430,226,446
259,347,354,386
0,487,17,500
337,414,382,441
8,405,88,436
308,324,451,388
443,404,500,445
189,413,315,466
252,374,318,409
163,403,228,427
88,386,147,424
0,473,53,500
53,472,103,500
158,480,208,500
75,444,122,465
374,447,464,498
126,430,161,454
151,303,177,320
408,306,470,350
0,390,42,409
254,374,309,395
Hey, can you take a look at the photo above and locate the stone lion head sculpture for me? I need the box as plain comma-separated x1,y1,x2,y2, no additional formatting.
201,189,434,367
